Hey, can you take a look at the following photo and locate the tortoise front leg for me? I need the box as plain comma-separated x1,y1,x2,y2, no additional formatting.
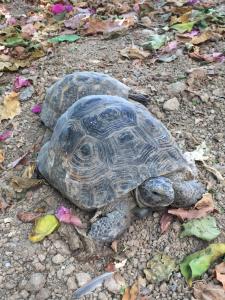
88,201,131,243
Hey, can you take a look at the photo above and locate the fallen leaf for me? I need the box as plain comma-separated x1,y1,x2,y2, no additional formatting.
142,34,166,51
195,193,215,210
11,176,44,192
0,195,9,213
120,45,150,59
180,243,225,285
111,240,118,252
160,212,173,233
144,253,176,283
157,54,178,62
190,48,225,63
202,161,225,185
55,205,85,228
215,262,225,290
180,216,220,241
22,163,36,178
7,151,30,169
0,149,5,163
122,287,131,300
31,104,42,114
0,130,12,141
29,214,60,242
21,23,36,39
64,9,92,29
13,76,30,91
193,282,225,300
171,21,195,33
191,30,211,45
130,280,139,300
48,34,80,43
0,92,21,122
17,211,43,223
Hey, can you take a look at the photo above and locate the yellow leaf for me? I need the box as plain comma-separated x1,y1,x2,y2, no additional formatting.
22,163,36,178
0,92,21,122
29,215,60,242
0,149,5,163
191,31,211,45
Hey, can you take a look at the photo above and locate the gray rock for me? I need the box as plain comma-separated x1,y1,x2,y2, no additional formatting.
19,86,34,101
98,292,109,300
167,82,186,96
52,254,66,264
20,290,29,299
53,240,70,255
67,277,77,290
64,264,76,276
36,288,50,300
104,274,126,294
25,273,46,292
75,272,91,287
163,97,180,111
160,282,168,293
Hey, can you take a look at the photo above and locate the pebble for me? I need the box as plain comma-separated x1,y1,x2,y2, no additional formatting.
52,254,66,264
20,290,29,299
163,97,180,111
104,274,126,294
36,288,50,300
67,277,77,290
25,273,46,292
19,86,34,101
64,264,76,276
75,272,91,287
167,82,186,95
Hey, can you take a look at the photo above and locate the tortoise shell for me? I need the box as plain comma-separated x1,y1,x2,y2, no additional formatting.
40,71,130,129
37,95,189,210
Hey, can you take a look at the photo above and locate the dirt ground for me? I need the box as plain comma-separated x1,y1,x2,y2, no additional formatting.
1,1,225,300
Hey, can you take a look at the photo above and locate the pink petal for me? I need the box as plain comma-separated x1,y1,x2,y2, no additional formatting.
51,3,66,15
31,104,42,114
65,5,73,12
13,76,30,91
0,130,13,142
6,17,17,26
182,29,200,38
162,41,177,53
212,52,225,62
187,0,199,4
56,205,84,228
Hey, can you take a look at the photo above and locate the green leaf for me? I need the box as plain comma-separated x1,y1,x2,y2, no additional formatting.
3,35,30,47
171,21,195,33
142,34,166,51
180,216,220,241
180,243,225,285
29,215,60,242
48,34,80,43
144,253,176,283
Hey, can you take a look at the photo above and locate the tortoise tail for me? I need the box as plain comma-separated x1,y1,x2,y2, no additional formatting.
128,90,149,106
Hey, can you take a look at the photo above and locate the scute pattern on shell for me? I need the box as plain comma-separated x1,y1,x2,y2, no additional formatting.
37,95,189,210
40,71,129,129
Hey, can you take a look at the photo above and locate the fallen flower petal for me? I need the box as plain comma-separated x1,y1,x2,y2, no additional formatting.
56,205,84,228
17,211,43,223
0,130,12,142
51,3,65,15
160,212,173,233
31,104,42,114
215,262,225,290
13,76,30,91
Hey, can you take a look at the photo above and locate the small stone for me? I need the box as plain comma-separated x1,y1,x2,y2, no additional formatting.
141,16,152,28
67,277,77,290
167,82,186,96
75,272,91,287
53,240,70,255
20,290,29,299
52,254,66,264
98,292,109,300
19,86,34,101
160,282,168,293
104,274,126,294
4,217,12,223
64,264,76,276
33,262,45,272
36,288,50,300
25,273,46,292
163,97,180,111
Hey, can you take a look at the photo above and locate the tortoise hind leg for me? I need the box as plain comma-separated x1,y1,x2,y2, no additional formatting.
128,90,149,106
88,201,131,243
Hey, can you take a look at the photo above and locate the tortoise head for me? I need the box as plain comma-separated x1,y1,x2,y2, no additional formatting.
136,177,175,209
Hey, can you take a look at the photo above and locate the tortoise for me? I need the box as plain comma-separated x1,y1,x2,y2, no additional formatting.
40,71,149,129
37,95,205,242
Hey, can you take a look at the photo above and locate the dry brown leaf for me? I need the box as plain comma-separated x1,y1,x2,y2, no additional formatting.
202,161,225,185
122,280,139,300
0,92,21,122
191,31,211,45
193,281,225,300
11,176,44,192
0,195,9,213
111,240,118,252
168,193,215,221
215,262,225,290
7,151,30,169
194,193,214,210
22,163,36,178
17,211,43,223
120,45,150,60
0,149,5,163
170,14,190,25
160,212,173,233
122,287,131,300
